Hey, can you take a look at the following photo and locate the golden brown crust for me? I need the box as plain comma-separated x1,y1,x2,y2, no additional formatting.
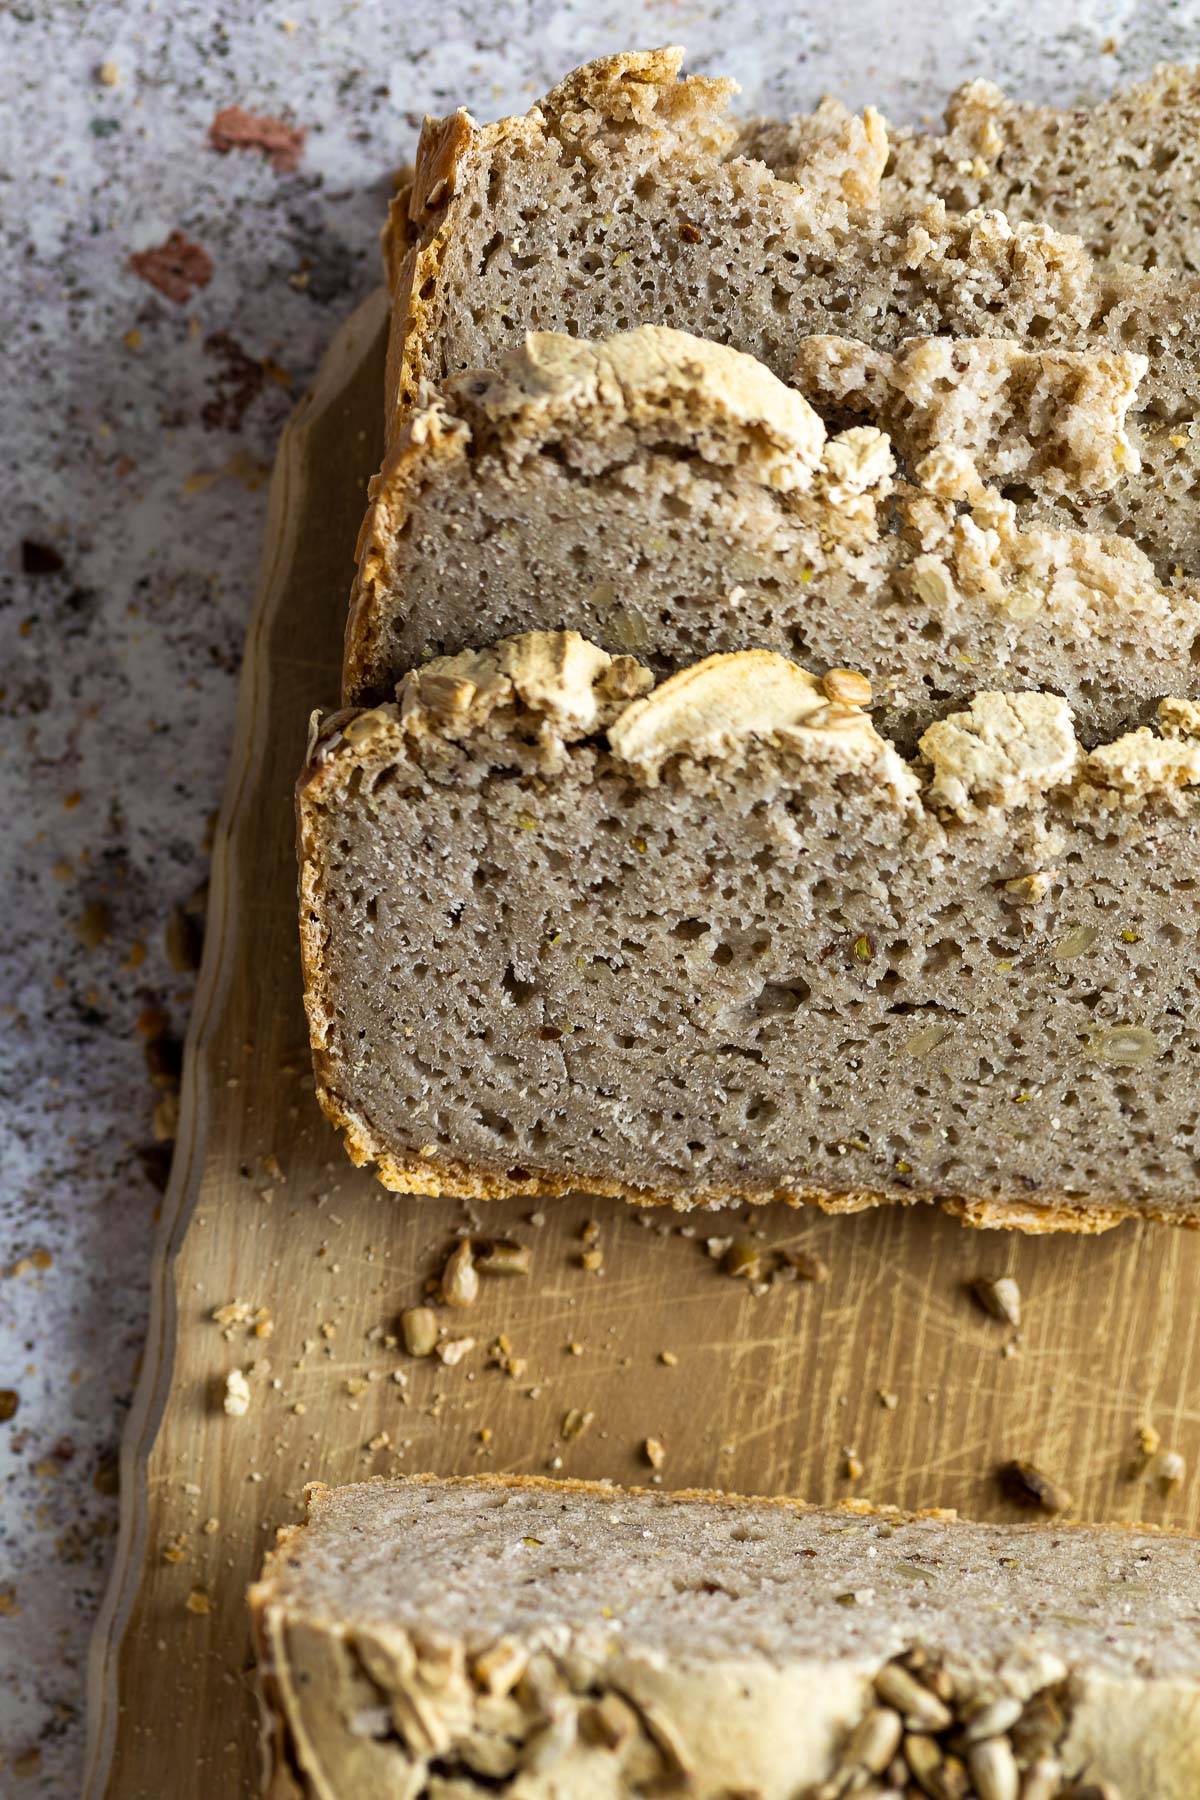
408,109,477,222
298,1469,962,1528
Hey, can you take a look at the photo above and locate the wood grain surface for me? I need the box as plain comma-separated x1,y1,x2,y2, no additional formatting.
86,290,1200,1800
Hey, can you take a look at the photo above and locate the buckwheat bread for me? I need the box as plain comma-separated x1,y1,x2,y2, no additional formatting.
880,67,1200,274
251,1473,1200,1800
384,48,1200,580
299,630,1200,1230
343,324,1196,751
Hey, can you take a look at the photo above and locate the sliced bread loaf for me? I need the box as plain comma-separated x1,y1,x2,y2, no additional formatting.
343,324,1194,750
299,630,1200,1230
251,1473,1200,1800
384,48,1200,580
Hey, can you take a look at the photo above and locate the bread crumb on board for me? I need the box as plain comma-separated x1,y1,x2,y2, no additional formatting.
223,1370,250,1417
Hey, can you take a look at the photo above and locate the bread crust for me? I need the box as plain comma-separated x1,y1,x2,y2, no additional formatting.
342,395,470,702
252,1475,965,1604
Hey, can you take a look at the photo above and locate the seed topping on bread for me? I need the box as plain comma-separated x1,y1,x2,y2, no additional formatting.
794,335,1146,496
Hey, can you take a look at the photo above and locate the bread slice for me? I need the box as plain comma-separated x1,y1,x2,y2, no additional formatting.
880,68,1200,275
250,1473,1200,1800
343,324,1194,751
299,630,1200,1230
384,48,1200,581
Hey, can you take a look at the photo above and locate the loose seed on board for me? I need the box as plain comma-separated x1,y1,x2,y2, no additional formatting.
442,1239,479,1308
1147,1448,1186,1491
1000,1461,1073,1514
972,1276,1021,1329
721,1239,763,1280
473,1239,532,1276
401,1307,439,1357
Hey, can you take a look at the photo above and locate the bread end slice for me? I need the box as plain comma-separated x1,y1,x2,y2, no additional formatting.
251,1473,1200,1799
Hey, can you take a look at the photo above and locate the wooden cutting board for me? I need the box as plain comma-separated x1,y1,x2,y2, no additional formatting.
85,289,1200,1799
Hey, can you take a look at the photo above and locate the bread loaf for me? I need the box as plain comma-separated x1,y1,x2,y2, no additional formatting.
384,48,1200,581
343,324,1195,753
299,630,1200,1229
251,1473,1200,1799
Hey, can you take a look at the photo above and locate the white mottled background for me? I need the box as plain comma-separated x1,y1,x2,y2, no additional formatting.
0,0,1193,1792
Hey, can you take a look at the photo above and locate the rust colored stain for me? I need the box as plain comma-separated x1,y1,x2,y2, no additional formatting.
128,230,215,304
208,106,305,173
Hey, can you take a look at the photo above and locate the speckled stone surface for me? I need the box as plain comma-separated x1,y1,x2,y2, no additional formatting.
0,1,1191,1792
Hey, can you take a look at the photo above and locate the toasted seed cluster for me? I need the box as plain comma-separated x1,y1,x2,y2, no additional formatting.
814,1650,1082,1800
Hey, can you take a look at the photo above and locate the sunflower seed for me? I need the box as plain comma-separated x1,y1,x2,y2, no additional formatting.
962,1697,1023,1742
1012,1694,1066,1762
967,1736,1020,1800
521,1711,577,1772
1018,1758,1063,1800
972,1276,1021,1328
1000,1461,1073,1513
874,1665,953,1732
579,1692,637,1750
822,668,873,707
844,1707,904,1773
400,1307,438,1356
471,1638,528,1696
938,1753,970,1800
473,1238,532,1275
903,1733,942,1789
442,1238,478,1308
